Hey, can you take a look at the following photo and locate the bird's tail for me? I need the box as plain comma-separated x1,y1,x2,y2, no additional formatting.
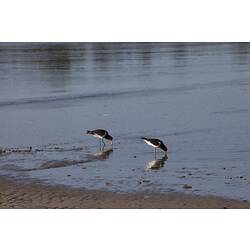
141,137,147,140
86,130,93,134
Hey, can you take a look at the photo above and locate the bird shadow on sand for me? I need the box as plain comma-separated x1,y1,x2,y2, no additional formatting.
91,146,113,160
145,154,168,170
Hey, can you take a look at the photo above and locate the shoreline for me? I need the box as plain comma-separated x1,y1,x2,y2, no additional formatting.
0,177,249,209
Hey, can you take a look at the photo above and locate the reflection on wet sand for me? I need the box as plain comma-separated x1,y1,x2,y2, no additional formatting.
93,146,113,160
145,155,168,170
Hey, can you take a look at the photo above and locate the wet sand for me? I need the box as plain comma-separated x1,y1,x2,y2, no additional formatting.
0,178,249,209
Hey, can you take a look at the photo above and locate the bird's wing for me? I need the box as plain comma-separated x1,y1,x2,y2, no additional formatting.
93,129,107,136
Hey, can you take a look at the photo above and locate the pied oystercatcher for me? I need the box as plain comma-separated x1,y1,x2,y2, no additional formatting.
141,137,168,156
86,129,113,147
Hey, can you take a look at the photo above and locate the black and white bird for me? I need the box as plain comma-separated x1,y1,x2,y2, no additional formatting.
141,137,168,156
86,129,113,147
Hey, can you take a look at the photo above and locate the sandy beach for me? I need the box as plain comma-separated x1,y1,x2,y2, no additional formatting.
1,43,250,206
0,178,249,209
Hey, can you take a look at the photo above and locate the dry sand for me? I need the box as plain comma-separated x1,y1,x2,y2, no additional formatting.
0,178,249,209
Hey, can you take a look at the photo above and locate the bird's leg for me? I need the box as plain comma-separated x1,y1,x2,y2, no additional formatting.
154,148,156,159
99,139,102,149
102,138,106,147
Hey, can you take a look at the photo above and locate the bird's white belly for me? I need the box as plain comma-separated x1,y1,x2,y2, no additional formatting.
93,134,103,139
144,140,158,148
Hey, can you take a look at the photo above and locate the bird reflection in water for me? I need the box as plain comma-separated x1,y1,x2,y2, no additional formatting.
145,154,168,170
94,146,113,160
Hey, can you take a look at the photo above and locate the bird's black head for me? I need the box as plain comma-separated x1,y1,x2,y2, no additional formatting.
159,142,168,153
105,134,113,145
106,134,113,141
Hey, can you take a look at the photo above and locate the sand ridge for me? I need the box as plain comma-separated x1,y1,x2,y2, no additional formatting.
0,178,249,209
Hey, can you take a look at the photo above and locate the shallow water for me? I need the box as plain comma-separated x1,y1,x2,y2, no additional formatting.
0,43,250,200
